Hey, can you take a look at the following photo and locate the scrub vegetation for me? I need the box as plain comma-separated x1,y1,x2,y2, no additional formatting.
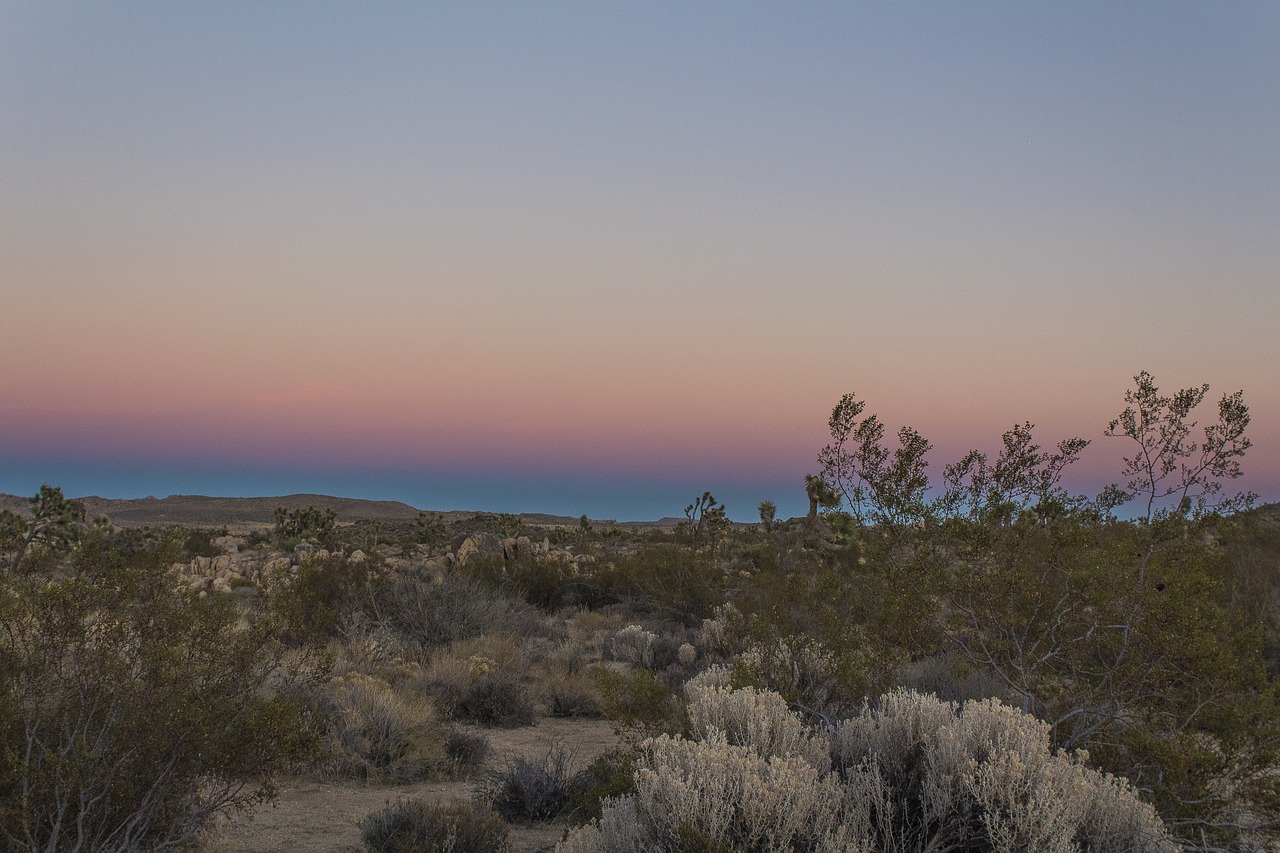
1,371,1278,852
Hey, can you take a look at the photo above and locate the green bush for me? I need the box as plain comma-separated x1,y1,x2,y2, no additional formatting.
0,544,319,852
594,667,687,736
361,799,509,853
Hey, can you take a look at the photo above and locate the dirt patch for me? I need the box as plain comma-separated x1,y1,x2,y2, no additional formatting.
208,717,621,853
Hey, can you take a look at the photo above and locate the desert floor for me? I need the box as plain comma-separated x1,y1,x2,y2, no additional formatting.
207,717,621,853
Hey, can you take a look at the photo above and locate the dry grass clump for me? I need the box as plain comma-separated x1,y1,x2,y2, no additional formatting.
541,663,606,718
565,608,636,658
360,798,509,853
313,672,448,782
413,636,537,727
558,687,1176,853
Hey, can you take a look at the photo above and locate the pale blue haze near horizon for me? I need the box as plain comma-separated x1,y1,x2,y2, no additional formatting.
2,2,1277,520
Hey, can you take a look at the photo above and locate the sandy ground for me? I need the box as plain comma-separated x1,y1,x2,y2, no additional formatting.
207,718,621,853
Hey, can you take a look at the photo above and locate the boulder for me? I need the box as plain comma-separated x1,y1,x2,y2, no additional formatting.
213,535,241,554
262,557,292,580
455,538,480,566
349,549,367,564
454,532,504,566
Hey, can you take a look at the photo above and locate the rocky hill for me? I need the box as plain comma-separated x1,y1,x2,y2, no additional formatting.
0,492,676,528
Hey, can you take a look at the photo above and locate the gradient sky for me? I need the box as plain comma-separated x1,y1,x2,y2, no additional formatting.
2,2,1277,521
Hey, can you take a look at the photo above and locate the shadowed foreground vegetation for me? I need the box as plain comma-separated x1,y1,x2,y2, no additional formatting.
2,371,1279,852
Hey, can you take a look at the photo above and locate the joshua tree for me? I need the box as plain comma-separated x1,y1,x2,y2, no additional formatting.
803,474,839,523
757,500,777,531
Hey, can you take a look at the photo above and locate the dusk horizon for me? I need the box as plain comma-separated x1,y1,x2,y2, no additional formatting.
4,4,1277,522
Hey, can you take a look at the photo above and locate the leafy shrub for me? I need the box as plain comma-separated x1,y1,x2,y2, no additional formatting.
558,687,1175,853
734,634,855,719
360,798,509,853
413,634,538,728
271,554,375,643
594,667,687,736
0,547,319,852
480,746,587,822
314,673,446,782
564,748,637,826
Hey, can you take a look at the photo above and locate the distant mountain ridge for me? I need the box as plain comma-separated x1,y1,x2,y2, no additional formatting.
0,492,675,528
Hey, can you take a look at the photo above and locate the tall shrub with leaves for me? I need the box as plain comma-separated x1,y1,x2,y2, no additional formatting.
0,532,321,852
812,374,1280,848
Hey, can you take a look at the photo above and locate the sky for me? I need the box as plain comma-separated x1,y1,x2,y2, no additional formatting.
2,2,1277,521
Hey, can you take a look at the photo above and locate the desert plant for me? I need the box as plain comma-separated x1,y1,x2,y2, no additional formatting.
444,728,491,778
595,667,687,736
735,634,847,719
459,670,537,727
609,624,657,669
0,541,320,853
558,686,1175,853
380,571,540,646
480,745,586,822
360,798,509,853
314,672,446,782
416,652,537,727
273,504,337,548
0,484,83,572
542,664,605,718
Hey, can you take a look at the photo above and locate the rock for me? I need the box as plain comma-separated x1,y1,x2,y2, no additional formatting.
191,556,213,576
213,535,241,554
211,555,232,574
502,537,518,560
262,557,291,579
516,536,532,558
294,543,315,556
211,577,232,594
454,533,504,566
455,538,480,566
349,549,367,564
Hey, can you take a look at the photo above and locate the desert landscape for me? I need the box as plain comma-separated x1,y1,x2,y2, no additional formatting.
4,4,1277,851
4,375,1280,852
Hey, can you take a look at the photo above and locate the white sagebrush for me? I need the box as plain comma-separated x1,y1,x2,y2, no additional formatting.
686,679,830,770
611,624,657,669
559,687,1176,853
